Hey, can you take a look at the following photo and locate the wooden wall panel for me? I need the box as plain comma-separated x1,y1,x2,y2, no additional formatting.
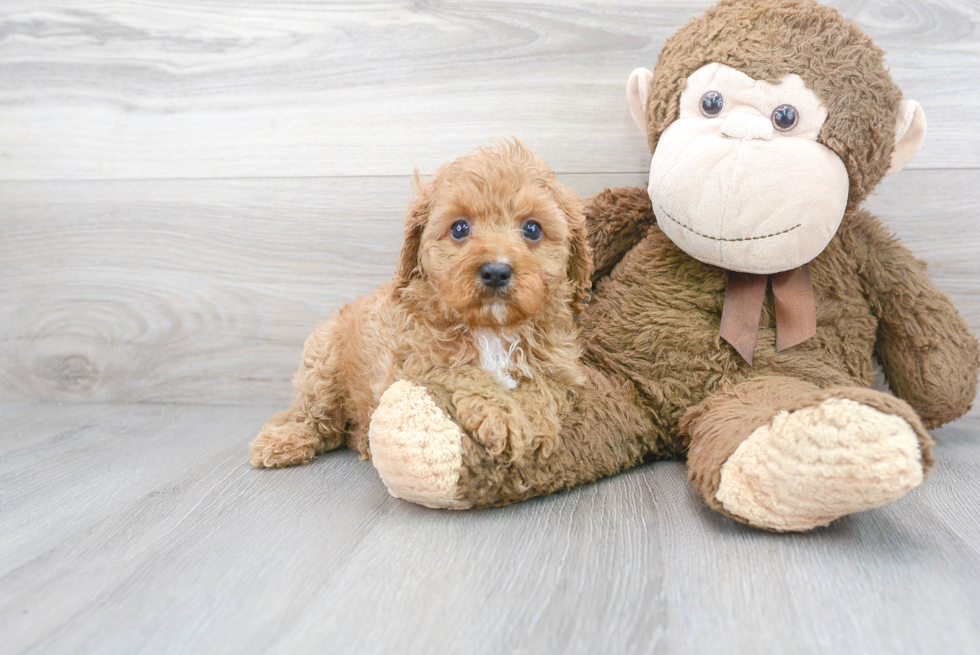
1,170,976,405
1,0,977,405
1,0,978,180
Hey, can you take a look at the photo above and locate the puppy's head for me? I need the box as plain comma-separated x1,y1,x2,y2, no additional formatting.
397,139,591,328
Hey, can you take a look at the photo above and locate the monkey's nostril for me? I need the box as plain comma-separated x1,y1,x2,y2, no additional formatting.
479,262,513,289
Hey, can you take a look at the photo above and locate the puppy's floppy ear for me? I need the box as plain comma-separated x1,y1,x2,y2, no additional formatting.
552,184,593,314
396,170,429,286
566,205,593,314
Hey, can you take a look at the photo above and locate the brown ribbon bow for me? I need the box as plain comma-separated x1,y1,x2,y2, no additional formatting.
718,265,817,365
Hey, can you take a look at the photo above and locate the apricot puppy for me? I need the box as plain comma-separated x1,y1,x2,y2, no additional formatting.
249,140,592,470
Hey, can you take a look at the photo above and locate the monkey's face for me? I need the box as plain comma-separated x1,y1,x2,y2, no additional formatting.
647,63,849,274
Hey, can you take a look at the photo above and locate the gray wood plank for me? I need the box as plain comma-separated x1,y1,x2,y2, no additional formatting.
1,402,978,654
2,169,977,407
0,0,977,181
0,402,391,653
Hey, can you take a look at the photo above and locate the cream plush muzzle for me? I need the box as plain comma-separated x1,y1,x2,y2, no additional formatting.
645,63,850,275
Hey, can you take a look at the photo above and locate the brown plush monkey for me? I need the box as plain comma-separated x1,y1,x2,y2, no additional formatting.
367,0,979,531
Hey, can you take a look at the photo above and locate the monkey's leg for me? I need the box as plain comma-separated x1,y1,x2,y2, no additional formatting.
368,367,660,509
683,377,935,532
249,320,349,468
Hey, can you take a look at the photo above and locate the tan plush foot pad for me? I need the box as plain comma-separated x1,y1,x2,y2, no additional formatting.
369,380,472,509
716,398,925,531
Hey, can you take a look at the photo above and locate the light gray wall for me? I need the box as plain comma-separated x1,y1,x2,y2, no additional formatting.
2,0,978,406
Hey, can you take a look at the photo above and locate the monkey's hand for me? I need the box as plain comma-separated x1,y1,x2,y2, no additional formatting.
848,210,979,429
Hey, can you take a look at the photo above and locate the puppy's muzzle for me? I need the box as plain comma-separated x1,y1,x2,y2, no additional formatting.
479,261,512,290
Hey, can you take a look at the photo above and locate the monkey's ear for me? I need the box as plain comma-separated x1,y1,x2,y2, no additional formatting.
627,68,654,135
885,100,927,177
396,170,429,286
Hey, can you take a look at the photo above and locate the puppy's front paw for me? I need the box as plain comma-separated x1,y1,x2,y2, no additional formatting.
249,422,318,468
454,393,534,460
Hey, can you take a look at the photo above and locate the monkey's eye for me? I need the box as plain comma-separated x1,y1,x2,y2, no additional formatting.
772,104,798,131
450,220,470,240
700,91,724,117
522,220,543,241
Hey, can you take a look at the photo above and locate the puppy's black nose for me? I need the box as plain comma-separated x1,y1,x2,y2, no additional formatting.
479,262,513,289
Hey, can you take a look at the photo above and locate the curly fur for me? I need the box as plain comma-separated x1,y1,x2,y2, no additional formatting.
249,139,592,467
442,2,979,523
453,187,974,514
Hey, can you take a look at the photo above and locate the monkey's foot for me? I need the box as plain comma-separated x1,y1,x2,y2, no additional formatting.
369,381,472,509
715,397,927,531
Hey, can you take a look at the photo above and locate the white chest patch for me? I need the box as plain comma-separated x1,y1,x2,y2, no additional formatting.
473,328,520,390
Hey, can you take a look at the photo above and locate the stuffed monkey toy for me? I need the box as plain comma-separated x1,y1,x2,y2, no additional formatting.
367,0,979,531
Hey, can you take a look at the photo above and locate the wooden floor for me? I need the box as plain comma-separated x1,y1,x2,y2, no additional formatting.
2,1,980,653
1,404,979,654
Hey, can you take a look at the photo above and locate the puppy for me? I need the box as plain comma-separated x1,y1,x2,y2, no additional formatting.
249,139,592,469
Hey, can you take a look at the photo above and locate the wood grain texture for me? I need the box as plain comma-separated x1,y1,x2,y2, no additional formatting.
0,169,974,407
0,0,978,180
2,170,977,406
2,3,978,652
1,401,978,654
0,172,637,404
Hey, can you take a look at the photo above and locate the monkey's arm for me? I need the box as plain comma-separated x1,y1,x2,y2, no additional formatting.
586,186,657,283
845,210,979,429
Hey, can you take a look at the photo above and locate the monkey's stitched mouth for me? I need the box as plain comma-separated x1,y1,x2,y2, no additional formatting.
658,206,801,242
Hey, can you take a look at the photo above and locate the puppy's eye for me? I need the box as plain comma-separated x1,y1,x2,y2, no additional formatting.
450,220,470,240
772,104,798,131
700,91,724,117
522,220,543,241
